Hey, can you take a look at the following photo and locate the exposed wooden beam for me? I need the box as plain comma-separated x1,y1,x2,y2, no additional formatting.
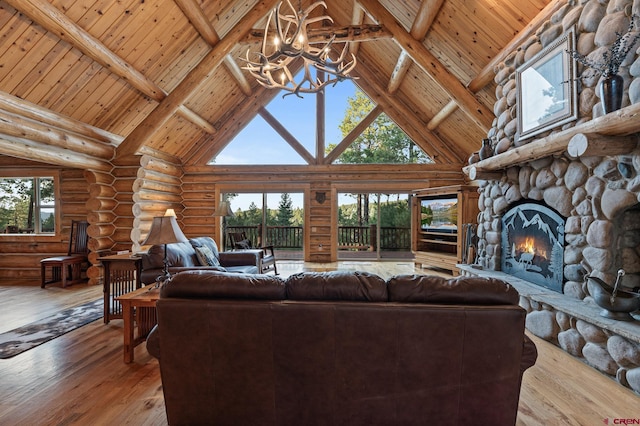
173,0,253,97
0,136,111,171
0,91,121,146
358,0,492,132
349,4,366,57
467,0,565,93
6,0,165,102
387,51,412,94
224,55,253,97
173,0,220,45
427,100,458,130
258,107,315,165
177,106,217,134
244,24,391,44
184,82,281,165
324,105,382,164
0,110,114,160
316,70,326,164
116,0,280,159
387,0,444,94
9,0,220,145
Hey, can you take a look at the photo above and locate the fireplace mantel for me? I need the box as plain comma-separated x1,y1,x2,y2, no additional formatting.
463,102,640,179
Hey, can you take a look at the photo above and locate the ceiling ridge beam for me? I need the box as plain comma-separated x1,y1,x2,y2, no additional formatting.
116,0,281,159
357,0,492,132
387,0,444,94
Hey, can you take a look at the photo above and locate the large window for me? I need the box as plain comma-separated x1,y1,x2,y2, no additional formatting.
0,175,57,234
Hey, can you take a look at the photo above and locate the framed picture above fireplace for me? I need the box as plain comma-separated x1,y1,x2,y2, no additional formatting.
516,27,578,141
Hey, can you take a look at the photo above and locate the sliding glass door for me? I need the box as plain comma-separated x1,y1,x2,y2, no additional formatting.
337,192,412,260
223,192,304,259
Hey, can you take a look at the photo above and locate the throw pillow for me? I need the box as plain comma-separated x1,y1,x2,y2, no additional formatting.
195,246,220,267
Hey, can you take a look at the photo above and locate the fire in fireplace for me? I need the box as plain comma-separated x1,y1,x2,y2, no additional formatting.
501,202,565,292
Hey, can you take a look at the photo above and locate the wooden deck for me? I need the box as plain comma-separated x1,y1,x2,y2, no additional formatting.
0,260,638,425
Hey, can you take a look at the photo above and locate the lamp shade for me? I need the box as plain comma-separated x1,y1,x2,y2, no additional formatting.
212,200,234,217
142,215,189,246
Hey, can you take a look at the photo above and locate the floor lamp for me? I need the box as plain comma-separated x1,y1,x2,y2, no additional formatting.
142,214,189,286
212,200,234,250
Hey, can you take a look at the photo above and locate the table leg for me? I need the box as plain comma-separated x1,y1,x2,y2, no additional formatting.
121,300,135,363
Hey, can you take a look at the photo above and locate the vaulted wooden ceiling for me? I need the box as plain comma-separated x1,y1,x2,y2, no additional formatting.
0,0,556,169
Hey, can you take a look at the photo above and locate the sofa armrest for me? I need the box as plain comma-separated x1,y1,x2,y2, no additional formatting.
521,334,538,374
146,324,160,359
219,250,261,267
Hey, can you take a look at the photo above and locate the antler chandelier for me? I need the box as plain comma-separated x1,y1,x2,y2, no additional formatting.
243,0,357,98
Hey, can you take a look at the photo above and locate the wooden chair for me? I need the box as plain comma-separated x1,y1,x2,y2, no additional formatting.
228,231,278,275
41,220,89,288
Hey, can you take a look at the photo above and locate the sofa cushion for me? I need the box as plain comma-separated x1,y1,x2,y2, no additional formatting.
142,240,198,270
387,274,519,305
189,237,220,260
286,271,388,302
161,270,286,300
194,246,221,267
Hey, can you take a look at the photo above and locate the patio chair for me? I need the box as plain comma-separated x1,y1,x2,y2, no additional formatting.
228,231,278,275
41,220,89,287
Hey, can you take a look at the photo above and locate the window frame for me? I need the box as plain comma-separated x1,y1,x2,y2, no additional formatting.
0,169,61,237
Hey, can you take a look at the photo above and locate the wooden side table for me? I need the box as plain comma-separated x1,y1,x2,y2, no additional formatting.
98,253,142,324
116,286,160,364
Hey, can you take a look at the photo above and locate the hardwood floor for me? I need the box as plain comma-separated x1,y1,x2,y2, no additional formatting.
0,261,638,425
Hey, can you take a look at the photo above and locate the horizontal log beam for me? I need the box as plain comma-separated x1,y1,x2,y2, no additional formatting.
0,136,111,171
567,133,638,158
463,103,640,176
244,24,391,44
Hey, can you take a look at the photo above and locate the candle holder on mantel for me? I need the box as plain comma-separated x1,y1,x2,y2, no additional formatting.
478,138,494,161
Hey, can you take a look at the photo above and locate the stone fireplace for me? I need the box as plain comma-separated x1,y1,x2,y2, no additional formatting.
457,0,640,394
501,201,565,292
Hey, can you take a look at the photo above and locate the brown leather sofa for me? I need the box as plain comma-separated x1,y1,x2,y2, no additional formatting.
148,270,537,425
140,236,261,284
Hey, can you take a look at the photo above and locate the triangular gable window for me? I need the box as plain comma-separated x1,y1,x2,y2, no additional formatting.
326,90,433,164
210,74,431,165
211,114,306,165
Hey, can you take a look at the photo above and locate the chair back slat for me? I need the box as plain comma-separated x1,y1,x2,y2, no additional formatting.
68,220,89,255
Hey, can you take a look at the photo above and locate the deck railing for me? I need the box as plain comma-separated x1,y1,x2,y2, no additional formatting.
227,225,410,251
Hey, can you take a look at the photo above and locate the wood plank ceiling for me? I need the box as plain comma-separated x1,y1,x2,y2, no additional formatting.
0,0,553,168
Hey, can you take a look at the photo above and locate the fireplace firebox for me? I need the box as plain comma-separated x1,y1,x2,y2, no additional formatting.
501,202,565,292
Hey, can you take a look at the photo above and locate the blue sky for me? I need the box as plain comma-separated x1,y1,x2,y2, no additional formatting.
214,78,358,165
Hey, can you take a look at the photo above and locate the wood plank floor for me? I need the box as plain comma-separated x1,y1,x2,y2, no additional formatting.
0,261,638,425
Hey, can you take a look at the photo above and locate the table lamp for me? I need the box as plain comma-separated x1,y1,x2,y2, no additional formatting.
142,214,188,286
212,200,234,250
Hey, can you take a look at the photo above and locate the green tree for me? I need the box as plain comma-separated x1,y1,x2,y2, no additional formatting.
276,193,293,226
327,90,433,165
328,91,431,226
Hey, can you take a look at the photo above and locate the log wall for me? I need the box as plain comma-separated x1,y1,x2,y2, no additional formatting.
131,155,183,252
0,162,89,284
